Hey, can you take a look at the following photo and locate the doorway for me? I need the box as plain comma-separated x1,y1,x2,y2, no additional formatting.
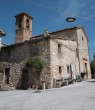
5,68,10,84
85,63,88,79
21,70,28,89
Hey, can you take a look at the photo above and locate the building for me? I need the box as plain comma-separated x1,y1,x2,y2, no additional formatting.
0,12,91,89
0,28,6,50
0,28,6,85
0,28,6,36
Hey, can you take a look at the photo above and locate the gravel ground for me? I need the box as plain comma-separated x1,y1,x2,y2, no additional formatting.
0,79,95,110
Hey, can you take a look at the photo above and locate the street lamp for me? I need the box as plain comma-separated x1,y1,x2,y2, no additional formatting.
66,17,76,22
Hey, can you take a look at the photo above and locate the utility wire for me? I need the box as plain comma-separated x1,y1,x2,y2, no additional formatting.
21,0,59,14
21,0,95,21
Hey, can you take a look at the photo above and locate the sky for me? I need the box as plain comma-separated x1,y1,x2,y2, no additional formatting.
0,0,95,61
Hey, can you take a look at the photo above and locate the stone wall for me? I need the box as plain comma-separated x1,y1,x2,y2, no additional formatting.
1,38,51,88
50,39,78,78
31,38,51,87
49,27,91,87
77,28,91,79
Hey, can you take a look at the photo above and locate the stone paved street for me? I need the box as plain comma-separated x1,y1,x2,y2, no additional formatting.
0,79,95,110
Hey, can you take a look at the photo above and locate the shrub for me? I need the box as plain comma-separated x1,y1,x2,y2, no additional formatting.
26,57,44,71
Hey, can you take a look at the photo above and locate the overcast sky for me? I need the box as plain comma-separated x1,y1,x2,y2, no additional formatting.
0,0,95,60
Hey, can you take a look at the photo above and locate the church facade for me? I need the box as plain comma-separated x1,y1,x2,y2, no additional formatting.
0,12,91,89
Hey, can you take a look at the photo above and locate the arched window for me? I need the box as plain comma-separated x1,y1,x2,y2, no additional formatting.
26,19,29,29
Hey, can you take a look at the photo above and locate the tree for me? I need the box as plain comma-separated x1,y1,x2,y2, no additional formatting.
26,57,44,88
90,53,95,78
26,57,44,71
93,53,95,60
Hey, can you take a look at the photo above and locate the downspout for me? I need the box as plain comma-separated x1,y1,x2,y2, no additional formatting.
87,38,91,79
76,28,81,75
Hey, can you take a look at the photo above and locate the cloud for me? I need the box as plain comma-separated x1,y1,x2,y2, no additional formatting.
57,0,88,18
57,0,95,19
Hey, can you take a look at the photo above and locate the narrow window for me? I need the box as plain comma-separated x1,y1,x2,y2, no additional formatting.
82,37,84,44
82,37,83,40
59,67,62,74
58,44,61,53
67,66,69,74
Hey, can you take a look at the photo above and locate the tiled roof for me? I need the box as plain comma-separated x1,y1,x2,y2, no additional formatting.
2,26,88,48
15,12,33,19
32,25,88,41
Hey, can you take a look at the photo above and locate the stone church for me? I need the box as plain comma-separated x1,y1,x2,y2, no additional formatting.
0,12,91,89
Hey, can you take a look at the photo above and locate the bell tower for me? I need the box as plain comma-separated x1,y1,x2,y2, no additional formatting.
15,12,33,43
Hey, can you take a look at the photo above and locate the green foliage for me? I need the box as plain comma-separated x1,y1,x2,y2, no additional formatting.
90,60,95,73
26,57,44,71
93,53,95,60
90,52,95,78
